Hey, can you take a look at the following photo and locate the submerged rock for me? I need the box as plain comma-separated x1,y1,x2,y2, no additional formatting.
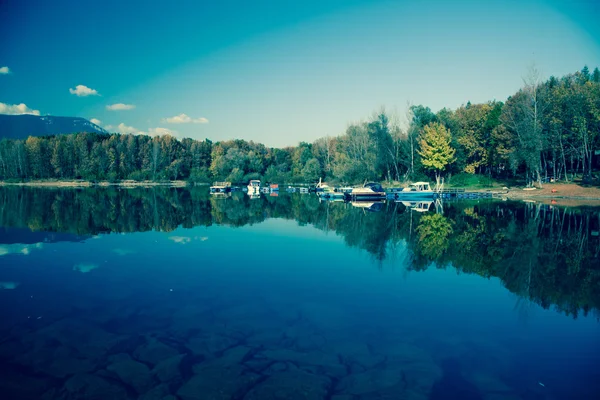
133,338,180,366
41,354,97,378
0,368,53,399
138,383,171,400
152,354,185,383
177,364,260,400
187,334,238,358
258,348,347,379
107,357,152,394
60,373,129,400
244,370,332,400
325,340,386,372
191,346,254,374
14,344,98,378
24,318,118,360
338,367,406,396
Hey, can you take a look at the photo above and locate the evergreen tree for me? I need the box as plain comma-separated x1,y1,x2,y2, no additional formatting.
592,67,600,83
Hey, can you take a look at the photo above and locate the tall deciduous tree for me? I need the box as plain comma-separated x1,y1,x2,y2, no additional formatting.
417,122,456,182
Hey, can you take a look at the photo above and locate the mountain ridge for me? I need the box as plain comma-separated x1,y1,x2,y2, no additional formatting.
0,114,108,139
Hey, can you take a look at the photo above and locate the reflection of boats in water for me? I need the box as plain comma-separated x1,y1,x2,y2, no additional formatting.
247,193,261,199
346,182,386,201
394,182,434,199
317,186,345,200
247,180,261,194
210,182,231,194
351,201,385,212
210,192,232,199
319,196,345,203
399,200,433,212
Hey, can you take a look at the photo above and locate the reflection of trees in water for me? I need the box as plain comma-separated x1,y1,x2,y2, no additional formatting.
0,187,599,318
416,214,453,261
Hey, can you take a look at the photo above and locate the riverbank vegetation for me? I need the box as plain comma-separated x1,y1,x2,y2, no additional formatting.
0,66,598,186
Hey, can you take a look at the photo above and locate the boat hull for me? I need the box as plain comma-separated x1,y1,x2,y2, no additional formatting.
393,191,435,199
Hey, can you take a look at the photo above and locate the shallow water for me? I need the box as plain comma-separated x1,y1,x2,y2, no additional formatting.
0,187,599,399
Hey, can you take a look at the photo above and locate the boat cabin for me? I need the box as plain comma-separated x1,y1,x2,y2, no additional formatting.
402,182,432,192
363,182,385,193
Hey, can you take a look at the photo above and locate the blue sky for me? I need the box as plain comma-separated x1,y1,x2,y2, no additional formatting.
1,0,599,147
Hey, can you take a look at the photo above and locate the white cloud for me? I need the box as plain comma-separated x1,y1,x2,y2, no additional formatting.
106,103,135,111
114,123,141,135
0,102,40,116
0,66,10,74
69,84,99,97
90,118,102,125
148,127,177,137
163,113,208,124
106,123,177,137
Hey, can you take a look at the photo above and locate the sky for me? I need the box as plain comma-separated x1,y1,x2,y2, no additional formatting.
1,0,599,147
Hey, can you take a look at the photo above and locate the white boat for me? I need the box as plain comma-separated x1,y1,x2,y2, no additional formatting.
315,178,327,193
394,182,435,199
247,180,261,194
347,182,387,201
210,182,231,194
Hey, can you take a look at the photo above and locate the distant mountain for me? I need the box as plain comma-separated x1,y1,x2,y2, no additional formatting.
0,114,108,140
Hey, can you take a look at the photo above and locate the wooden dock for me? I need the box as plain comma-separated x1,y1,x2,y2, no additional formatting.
386,187,495,199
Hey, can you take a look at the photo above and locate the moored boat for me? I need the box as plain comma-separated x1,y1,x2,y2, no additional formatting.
346,182,386,201
247,180,261,194
334,186,354,194
315,178,327,193
394,182,435,199
210,182,231,193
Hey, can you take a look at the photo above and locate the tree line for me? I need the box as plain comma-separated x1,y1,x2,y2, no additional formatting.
0,66,598,185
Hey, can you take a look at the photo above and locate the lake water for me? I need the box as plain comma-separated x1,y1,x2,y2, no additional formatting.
0,187,599,400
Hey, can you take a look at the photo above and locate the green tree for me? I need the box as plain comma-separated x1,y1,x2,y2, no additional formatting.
592,67,600,83
302,158,321,183
417,122,456,181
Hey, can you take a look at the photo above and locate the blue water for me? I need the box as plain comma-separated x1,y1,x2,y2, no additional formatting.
0,188,599,399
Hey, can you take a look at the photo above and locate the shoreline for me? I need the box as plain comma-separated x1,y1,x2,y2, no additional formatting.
0,180,190,188
1,180,599,203
487,183,600,206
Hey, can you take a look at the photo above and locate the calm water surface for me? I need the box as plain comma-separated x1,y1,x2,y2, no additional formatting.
0,187,599,400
